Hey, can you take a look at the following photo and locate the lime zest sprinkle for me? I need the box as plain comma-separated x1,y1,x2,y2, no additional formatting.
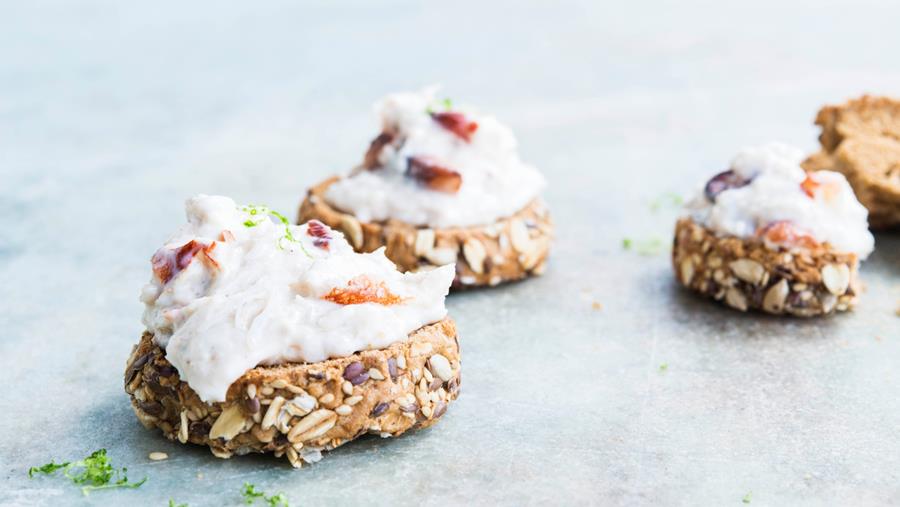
425,97,454,114
650,192,684,212
240,205,311,258
622,237,665,256
242,482,289,506
28,449,146,495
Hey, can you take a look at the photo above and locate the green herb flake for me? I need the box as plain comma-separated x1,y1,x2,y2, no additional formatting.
742,491,752,503
266,492,289,507
242,483,289,506
242,483,266,504
28,461,70,478
659,363,668,372
650,192,684,212
28,449,146,495
169,500,189,507
425,97,454,115
622,237,665,256
239,205,310,257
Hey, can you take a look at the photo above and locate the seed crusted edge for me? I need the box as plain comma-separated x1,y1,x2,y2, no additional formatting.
672,217,860,317
123,318,461,467
297,176,553,289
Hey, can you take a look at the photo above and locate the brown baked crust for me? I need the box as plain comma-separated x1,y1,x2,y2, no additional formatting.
124,318,461,467
800,150,833,173
805,95,900,228
814,95,900,152
298,176,553,288
673,218,860,317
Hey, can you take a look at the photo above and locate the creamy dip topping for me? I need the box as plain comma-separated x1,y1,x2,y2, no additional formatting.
323,87,546,228
686,143,874,258
140,195,454,402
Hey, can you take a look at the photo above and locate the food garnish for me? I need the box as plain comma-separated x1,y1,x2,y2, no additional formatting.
363,132,395,170
650,192,684,212
306,220,331,250
152,240,217,284
28,449,146,495
241,482,289,506
322,275,404,306
406,156,462,193
704,169,752,202
800,173,820,198
430,111,478,142
241,205,311,256
756,221,819,249
622,237,665,256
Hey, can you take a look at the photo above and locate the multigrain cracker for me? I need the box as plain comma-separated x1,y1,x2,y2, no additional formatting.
803,95,900,228
125,319,460,468
673,218,859,316
300,177,552,289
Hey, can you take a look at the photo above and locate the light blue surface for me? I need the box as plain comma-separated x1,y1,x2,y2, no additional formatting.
1,1,899,505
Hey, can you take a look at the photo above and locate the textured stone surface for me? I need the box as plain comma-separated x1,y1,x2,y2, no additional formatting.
1,1,899,505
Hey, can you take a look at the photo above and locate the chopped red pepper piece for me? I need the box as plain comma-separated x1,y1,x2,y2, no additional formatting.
363,132,395,170
151,240,218,284
430,112,478,142
406,156,462,193
757,221,820,249
322,275,403,306
800,174,820,198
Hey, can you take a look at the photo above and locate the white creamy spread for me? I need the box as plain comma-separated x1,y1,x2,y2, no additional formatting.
686,143,874,258
324,87,546,228
140,195,454,402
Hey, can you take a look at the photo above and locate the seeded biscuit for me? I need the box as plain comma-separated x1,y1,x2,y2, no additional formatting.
673,218,859,317
124,318,461,468
813,95,900,152
800,150,833,173
803,95,900,228
298,177,553,289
